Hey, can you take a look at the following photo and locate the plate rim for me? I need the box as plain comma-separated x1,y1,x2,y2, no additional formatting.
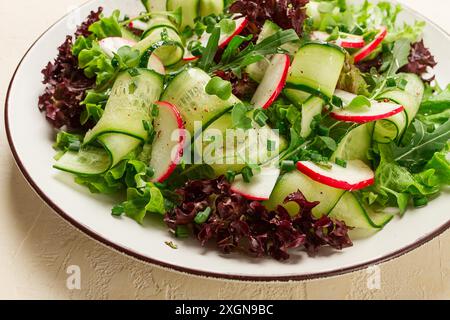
4,0,450,282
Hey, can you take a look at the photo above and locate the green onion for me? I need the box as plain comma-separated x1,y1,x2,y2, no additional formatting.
413,197,428,208
111,204,124,217
225,170,236,183
281,160,296,172
335,158,347,168
386,78,396,87
253,109,269,127
241,166,254,183
151,104,159,117
175,225,190,238
194,207,212,225
318,125,330,136
398,78,409,90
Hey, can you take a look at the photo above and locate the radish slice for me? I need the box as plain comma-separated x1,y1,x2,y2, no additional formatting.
150,102,186,183
98,37,137,58
353,27,387,63
251,54,290,109
183,16,248,61
129,20,149,31
311,31,365,49
330,89,404,123
147,54,166,75
296,160,375,191
231,167,281,201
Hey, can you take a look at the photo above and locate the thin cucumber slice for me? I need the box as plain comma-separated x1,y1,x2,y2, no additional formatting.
372,112,406,144
286,42,345,101
373,73,424,143
301,96,324,138
332,123,373,163
161,68,240,134
54,146,111,176
199,0,224,16
329,192,393,230
84,70,164,144
135,26,184,66
193,111,288,176
283,89,311,106
167,0,200,29
264,170,345,218
98,134,141,168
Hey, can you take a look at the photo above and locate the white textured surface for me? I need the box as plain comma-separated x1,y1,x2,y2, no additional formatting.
0,0,449,300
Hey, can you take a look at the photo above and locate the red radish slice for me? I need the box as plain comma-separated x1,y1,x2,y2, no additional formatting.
330,89,404,123
251,54,290,109
147,54,166,75
296,160,375,191
98,37,137,58
183,16,248,61
336,35,365,49
150,102,186,183
231,167,281,201
129,20,149,31
311,31,365,49
353,27,387,63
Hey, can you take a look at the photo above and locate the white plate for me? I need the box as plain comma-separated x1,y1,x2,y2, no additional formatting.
5,0,450,280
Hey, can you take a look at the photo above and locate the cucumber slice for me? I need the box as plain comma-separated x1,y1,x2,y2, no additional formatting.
135,25,184,66
328,192,393,230
120,27,139,42
54,146,112,175
372,112,407,144
193,111,288,176
283,89,311,106
167,0,200,29
161,68,240,134
264,170,345,218
286,42,345,101
199,0,224,16
56,70,163,176
84,70,164,144
143,16,179,34
373,73,424,143
301,96,324,138
332,123,373,163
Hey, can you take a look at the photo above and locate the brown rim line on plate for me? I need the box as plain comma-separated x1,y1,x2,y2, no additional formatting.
4,0,450,282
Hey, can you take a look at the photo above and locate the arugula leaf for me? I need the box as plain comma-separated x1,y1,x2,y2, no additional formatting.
210,29,299,73
197,26,221,71
419,84,450,115
393,119,450,172
231,103,252,129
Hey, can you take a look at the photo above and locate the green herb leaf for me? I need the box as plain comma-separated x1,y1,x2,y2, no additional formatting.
197,26,221,71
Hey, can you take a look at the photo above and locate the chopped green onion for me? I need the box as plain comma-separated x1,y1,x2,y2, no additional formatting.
386,78,396,87
225,170,236,183
175,225,190,238
253,109,269,127
194,207,212,225
335,158,347,168
241,166,254,183
413,197,428,208
127,68,140,77
151,104,159,117
398,78,409,90
318,125,330,136
281,160,296,172
111,204,124,217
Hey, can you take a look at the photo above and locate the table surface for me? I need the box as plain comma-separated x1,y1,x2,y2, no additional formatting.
1,0,449,300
